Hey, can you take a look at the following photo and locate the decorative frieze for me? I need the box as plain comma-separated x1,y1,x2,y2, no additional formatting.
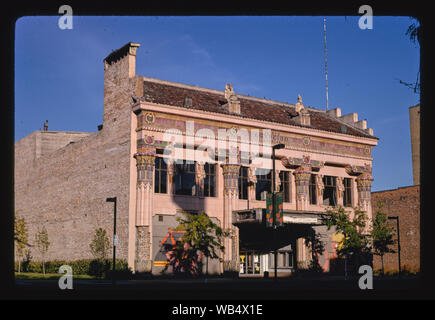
345,163,372,176
282,155,325,170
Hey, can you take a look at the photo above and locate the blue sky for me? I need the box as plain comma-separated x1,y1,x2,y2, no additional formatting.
14,16,420,191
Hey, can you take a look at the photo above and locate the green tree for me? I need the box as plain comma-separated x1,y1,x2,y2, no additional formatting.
14,214,30,273
35,226,50,275
90,228,111,260
171,211,230,276
370,203,396,276
323,206,371,273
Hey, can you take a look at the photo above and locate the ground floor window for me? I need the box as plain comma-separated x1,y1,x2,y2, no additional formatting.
268,251,293,269
239,251,261,274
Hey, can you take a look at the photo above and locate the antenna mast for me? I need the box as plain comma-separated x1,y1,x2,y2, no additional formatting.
323,17,329,111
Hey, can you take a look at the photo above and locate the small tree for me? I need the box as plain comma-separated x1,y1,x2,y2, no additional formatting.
14,214,30,273
323,206,371,275
370,203,396,276
90,228,111,260
35,226,50,275
170,211,230,276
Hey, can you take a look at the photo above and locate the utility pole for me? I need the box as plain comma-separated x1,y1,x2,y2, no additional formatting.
323,17,329,111
272,144,285,281
388,216,401,277
106,197,117,285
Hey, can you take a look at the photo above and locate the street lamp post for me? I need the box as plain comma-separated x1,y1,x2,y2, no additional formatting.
388,216,401,277
272,143,285,281
106,197,117,285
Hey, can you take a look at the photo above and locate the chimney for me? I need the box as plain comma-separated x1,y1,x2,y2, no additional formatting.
223,84,241,114
339,112,358,124
293,94,311,126
103,42,140,79
184,97,193,108
43,120,48,132
339,112,374,136
102,42,141,125
326,107,341,118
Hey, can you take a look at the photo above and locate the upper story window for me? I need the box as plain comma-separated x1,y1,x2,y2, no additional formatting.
323,175,336,206
174,161,196,196
155,157,168,194
256,169,271,201
238,166,249,200
309,174,317,205
279,171,291,203
343,177,352,207
204,162,216,197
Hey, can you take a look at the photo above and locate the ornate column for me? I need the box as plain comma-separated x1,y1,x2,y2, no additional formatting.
134,135,156,273
345,164,373,219
221,163,241,272
167,160,176,195
195,162,206,197
247,167,257,200
336,177,345,206
315,174,324,205
356,172,373,216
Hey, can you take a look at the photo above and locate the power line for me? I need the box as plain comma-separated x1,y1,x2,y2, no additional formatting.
323,17,329,111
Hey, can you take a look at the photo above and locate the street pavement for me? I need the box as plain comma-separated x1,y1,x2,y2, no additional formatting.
10,276,422,299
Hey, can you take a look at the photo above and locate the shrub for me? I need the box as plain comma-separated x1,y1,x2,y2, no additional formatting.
14,258,132,278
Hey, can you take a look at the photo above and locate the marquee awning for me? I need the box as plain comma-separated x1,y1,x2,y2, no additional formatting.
233,208,324,226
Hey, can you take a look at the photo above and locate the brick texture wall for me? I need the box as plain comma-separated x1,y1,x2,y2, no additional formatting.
371,185,420,273
14,47,141,263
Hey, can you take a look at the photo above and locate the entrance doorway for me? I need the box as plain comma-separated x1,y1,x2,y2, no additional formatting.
239,251,261,275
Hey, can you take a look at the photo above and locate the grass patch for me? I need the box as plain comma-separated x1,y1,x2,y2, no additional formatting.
15,272,98,280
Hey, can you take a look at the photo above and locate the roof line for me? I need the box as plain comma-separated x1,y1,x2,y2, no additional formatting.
141,75,323,112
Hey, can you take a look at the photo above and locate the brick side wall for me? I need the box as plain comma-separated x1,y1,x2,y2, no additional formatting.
14,49,140,263
371,185,420,273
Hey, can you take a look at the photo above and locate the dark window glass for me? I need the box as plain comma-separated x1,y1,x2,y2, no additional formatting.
279,171,291,203
204,163,216,197
256,169,271,200
323,175,336,206
343,178,352,207
174,161,196,196
309,175,317,205
154,157,167,194
238,167,249,200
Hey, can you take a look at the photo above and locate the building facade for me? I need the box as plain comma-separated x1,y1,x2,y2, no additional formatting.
371,185,420,274
409,104,420,186
15,43,378,275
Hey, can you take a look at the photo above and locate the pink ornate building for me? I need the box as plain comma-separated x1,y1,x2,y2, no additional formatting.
15,43,378,276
